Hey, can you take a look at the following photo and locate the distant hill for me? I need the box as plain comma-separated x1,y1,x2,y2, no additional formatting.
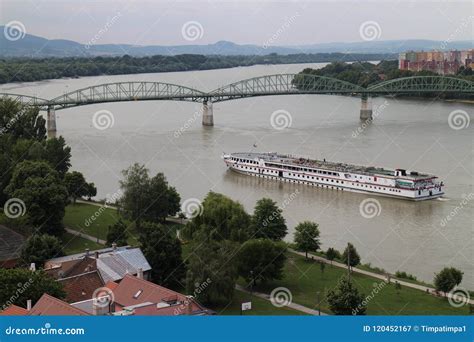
0,27,472,57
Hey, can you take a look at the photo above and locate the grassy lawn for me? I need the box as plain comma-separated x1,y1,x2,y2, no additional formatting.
63,203,140,246
64,203,183,247
210,289,307,316
61,232,104,255
246,252,470,315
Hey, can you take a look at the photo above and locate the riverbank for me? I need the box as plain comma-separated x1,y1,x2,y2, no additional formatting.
2,61,471,288
61,201,469,315
0,54,395,84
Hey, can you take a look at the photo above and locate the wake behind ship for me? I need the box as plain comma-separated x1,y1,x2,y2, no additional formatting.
223,152,444,201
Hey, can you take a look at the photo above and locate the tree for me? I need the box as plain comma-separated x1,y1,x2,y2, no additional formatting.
0,268,65,310
326,276,366,315
5,160,68,236
119,163,181,230
41,136,71,177
64,171,88,203
106,219,129,247
434,267,464,296
119,163,151,231
237,239,287,285
251,198,287,240
145,172,181,222
182,192,251,242
294,221,320,258
139,222,186,288
320,261,326,276
20,234,63,268
0,100,47,204
186,240,238,305
0,99,46,141
326,247,339,265
85,182,97,200
395,281,402,294
341,243,361,270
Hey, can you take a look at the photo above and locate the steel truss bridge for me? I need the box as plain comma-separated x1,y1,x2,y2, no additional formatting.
1,74,472,134
1,74,472,109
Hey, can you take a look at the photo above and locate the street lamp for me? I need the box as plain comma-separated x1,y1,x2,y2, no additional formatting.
316,291,321,316
250,270,254,295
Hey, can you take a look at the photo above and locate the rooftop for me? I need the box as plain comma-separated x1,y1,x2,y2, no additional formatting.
0,304,28,316
29,294,89,316
0,225,25,265
58,270,105,303
110,274,212,316
45,246,151,283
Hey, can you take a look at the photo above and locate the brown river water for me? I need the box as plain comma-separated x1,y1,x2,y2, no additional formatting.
1,63,472,288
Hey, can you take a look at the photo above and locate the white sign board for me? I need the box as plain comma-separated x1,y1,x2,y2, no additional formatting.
241,302,252,311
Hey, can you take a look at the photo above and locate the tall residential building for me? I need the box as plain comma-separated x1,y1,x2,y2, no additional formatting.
398,49,473,75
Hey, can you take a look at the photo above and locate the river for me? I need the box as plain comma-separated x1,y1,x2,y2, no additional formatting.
1,63,473,288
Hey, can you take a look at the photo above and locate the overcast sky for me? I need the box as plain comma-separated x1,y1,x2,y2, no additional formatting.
1,0,472,46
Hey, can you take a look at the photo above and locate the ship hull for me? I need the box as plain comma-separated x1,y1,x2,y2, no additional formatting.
223,153,444,201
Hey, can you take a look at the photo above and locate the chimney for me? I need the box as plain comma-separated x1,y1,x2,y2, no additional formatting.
85,248,90,257
94,251,99,259
29,263,36,271
26,299,32,311
137,268,143,279
92,300,99,316
112,243,117,252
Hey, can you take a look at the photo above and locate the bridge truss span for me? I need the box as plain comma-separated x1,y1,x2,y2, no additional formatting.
208,74,365,102
367,76,474,94
0,93,49,108
50,81,207,109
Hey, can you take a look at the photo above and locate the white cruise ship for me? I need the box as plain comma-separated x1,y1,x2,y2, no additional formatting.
223,152,444,201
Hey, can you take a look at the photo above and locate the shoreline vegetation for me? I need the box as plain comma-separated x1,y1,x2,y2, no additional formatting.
1,190,471,315
294,60,474,101
54,202,474,313
54,201,470,295
0,53,396,84
0,97,471,316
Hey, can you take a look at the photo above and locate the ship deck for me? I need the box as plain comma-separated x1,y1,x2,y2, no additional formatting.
229,152,434,180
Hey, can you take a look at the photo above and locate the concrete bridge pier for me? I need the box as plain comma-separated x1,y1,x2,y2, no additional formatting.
47,106,57,138
202,100,214,126
360,94,373,121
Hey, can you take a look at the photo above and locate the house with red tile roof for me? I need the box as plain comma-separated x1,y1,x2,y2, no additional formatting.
109,274,213,316
29,294,90,316
58,270,105,303
45,245,151,283
0,304,28,316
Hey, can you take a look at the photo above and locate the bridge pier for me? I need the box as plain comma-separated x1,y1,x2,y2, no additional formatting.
202,100,214,126
47,106,57,139
360,94,373,121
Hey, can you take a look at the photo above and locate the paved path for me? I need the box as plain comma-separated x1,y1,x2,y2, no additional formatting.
73,200,472,306
235,284,327,316
65,227,106,245
289,249,474,305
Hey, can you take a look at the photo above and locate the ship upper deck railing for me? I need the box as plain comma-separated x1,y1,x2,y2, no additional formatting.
229,152,435,180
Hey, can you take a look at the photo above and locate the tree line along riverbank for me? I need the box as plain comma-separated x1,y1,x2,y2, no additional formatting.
0,53,395,84
294,60,474,101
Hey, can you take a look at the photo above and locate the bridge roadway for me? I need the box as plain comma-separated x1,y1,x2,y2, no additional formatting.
1,74,473,136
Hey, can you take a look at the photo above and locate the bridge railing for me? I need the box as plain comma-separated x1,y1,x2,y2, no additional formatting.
367,76,474,94
1,75,473,109
49,81,207,108
0,93,50,107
